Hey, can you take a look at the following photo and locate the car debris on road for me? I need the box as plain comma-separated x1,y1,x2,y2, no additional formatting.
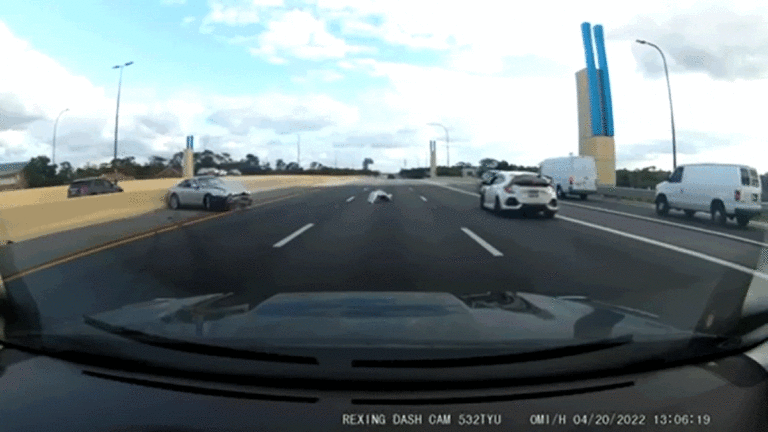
368,190,393,203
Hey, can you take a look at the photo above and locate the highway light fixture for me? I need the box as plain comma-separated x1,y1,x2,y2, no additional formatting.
52,108,69,165
112,61,134,179
636,39,677,169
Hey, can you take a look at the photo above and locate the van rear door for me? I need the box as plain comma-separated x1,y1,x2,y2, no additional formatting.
571,157,597,193
738,167,762,205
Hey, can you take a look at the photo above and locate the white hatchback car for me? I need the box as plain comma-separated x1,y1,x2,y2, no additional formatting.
480,171,558,218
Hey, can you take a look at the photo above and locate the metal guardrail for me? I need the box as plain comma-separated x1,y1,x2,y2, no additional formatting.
598,186,655,200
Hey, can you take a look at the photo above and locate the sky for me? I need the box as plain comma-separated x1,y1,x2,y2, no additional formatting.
1,0,767,174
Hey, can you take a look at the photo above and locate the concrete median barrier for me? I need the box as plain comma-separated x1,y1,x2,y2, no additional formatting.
1,189,168,243
0,175,362,243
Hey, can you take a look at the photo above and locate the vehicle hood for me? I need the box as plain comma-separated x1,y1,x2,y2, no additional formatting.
79,291,693,347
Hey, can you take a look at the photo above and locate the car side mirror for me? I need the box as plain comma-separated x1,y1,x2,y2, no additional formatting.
117,187,123,192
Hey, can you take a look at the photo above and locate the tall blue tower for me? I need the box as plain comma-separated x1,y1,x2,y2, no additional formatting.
577,22,616,186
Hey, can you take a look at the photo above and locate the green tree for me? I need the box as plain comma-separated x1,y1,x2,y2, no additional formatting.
149,156,167,167
244,154,260,167
23,156,61,187
57,161,74,183
168,152,183,168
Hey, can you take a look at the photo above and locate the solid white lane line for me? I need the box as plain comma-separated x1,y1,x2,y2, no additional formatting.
363,187,369,191
273,223,315,248
346,196,355,202
461,227,504,257
556,214,768,281
562,201,768,248
409,187,414,191
420,196,428,202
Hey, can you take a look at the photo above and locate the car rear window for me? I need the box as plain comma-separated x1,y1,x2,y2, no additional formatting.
509,175,550,187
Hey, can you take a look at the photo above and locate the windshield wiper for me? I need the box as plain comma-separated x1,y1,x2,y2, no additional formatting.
352,335,633,368
82,315,318,365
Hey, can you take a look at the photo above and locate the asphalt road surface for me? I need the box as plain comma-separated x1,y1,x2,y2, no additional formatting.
3,177,767,336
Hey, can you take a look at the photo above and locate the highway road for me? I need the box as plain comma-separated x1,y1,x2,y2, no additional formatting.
2,177,767,337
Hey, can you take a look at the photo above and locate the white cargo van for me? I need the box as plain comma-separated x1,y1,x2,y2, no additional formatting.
539,156,598,200
655,163,762,227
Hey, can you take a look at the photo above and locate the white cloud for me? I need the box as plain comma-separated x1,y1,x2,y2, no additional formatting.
7,1,768,174
182,16,196,25
248,9,367,61
200,0,266,33
205,92,359,136
291,69,344,84
161,0,186,5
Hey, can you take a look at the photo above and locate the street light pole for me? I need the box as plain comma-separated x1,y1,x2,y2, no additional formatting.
297,134,301,168
427,122,450,167
52,108,69,165
636,40,676,169
112,61,133,179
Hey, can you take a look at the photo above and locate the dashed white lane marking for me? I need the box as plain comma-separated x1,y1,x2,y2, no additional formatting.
427,180,768,278
346,196,355,202
273,223,315,248
461,227,504,257
420,196,428,202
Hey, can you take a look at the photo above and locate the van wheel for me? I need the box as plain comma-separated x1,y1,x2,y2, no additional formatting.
684,210,695,218
494,196,501,214
655,196,670,216
711,202,727,226
480,193,486,210
556,186,566,199
543,210,556,219
580,194,587,200
736,216,750,227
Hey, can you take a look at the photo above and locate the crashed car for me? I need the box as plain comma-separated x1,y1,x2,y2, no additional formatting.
368,190,393,203
166,176,253,211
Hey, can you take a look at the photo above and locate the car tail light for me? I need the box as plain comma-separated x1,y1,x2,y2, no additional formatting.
734,190,741,201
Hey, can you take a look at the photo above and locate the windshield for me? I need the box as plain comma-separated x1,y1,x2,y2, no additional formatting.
1,1,768,383
198,177,225,187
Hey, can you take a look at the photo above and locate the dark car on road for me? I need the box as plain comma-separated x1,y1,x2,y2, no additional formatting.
67,177,123,198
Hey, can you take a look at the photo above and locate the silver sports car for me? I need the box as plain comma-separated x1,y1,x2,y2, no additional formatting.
166,176,253,211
